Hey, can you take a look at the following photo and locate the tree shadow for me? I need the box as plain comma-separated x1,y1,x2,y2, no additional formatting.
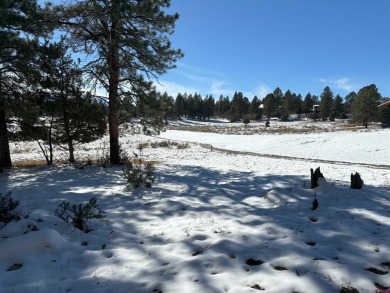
0,163,389,292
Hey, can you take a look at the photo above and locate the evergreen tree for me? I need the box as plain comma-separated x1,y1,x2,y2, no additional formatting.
302,93,314,114
293,94,303,118
312,95,319,105
193,93,203,119
0,0,53,168
59,0,183,164
351,84,381,128
203,95,215,120
134,89,166,134
273,87,283,114
43,41,107,163
215,95,230,118
330,94,345,120
344,91,357,116
230,92,243,117
249,96,262,120
243,96,250,115
17,41,107,164
319,86,334,120
174,93,186,119
160,91,174,122
263,93,277,121
186,94,195,119
281,90,293,121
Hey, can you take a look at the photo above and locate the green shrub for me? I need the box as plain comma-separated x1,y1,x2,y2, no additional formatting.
137,142,149,150
54,197,105,232
123,159,155,189
0,191,20,223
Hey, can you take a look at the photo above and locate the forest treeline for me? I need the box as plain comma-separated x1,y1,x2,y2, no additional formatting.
159,85,389,125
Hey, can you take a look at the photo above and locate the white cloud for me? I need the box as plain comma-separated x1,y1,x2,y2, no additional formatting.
320,77,356,93
335,78,354,92
255,84,272,99
177,63,225,79
210,81,235,97
159,63,273,100
154,80,200,97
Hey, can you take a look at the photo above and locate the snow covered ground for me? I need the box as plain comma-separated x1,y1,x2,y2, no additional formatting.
1,120,389,293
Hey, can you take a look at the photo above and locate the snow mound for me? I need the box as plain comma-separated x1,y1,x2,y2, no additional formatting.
0,219,39,239
0,228,67,263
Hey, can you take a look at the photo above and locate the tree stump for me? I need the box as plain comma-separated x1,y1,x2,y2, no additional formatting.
351,172,363,189
310,167,324,189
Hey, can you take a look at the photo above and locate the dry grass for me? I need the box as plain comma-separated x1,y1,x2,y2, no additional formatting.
11,158,160,169
168,120,384,135
168,124,324,135
12,160,49,168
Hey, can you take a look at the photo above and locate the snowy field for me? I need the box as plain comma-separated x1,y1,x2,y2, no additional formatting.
0,120,389,293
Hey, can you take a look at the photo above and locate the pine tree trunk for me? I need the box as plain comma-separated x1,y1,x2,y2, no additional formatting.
0,83,12,169
61,83,75,163
48,116,54,165
107,0,121,165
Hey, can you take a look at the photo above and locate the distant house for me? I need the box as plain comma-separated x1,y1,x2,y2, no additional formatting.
378,100,390,109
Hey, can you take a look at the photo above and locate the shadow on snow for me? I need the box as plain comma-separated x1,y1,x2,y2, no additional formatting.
0,163,389,292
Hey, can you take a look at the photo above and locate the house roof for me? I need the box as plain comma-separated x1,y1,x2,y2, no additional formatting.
378,100,390,109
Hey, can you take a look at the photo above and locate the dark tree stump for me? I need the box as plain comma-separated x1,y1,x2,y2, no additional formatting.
310,167,324,189
351,172,363,189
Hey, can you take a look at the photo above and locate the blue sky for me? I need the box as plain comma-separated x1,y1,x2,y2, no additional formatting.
155,0,390,100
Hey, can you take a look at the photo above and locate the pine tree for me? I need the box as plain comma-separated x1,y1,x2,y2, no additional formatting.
351,84,381,128
281,90,293,121
344,91,357,116
42,41,107,162
302,93,314,114
330,94,345,120
293,94,302,118
249,96,262,120
175,93,186,120
273,87,283,114
15,41,107,164
58,0,183,164
193,93,203,119
215,95,230,118
160,91,174,122
319,86,334,120
0,0,54,168
203,95,215,120
263,93,277,121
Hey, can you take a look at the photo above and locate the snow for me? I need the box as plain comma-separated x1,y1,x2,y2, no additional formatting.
1,120,390,293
